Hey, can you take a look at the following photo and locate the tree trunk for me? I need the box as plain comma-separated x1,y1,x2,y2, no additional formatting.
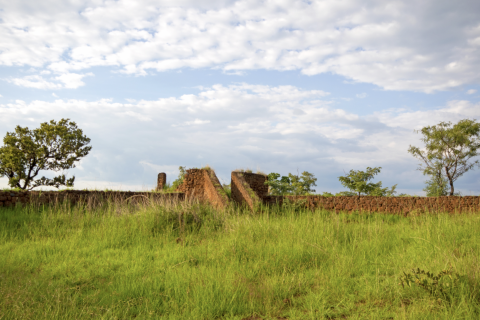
445,166,454,196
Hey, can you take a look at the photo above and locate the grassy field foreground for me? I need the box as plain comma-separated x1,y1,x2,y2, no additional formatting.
1,198,480,319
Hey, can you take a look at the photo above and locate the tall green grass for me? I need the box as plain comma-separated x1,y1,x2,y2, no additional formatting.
1,198,479,319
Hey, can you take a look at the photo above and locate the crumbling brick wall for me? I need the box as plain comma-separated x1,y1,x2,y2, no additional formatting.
157,173,166,191
263,195,480,214
0,191,29,207
203,170,230,209
175,168,230,208
176,169,205,200
0,190,184,208
242,172,268,199
231,172,264,210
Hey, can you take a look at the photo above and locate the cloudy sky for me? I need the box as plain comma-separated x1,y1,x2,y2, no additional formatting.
1,0,480,195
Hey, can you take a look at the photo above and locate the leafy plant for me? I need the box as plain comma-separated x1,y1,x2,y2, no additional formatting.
320,191,335,197
0,119,91,190
265,171,317,195
338,167,397,196
281,197,308,212
335,191,357,197
399,266,460,301
168,166,186,191
423,175,449,197
222,183,232,199
408,119,480,196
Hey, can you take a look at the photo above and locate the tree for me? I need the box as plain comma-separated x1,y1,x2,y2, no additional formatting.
170,166,186,191
408,119,480,196
338,167,397,196
0,119,91,190
423,175,449,197
265,171,317,195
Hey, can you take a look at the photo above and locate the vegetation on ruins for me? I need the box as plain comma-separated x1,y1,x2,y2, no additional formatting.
1,198,480,319
265,171,317,195
338,166,397,196
0,119,91,190
222,183,232,198
409,119,480,196
163,166,186,192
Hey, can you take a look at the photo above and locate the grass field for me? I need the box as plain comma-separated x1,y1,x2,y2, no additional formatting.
1,198,479,319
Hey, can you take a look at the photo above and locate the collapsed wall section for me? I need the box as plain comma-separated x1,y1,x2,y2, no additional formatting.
242,172,268,199
176,169,205,200
176,168,230,208
203,170,230,209
231,172,265,210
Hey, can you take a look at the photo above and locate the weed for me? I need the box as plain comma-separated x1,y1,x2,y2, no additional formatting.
399,266,461,301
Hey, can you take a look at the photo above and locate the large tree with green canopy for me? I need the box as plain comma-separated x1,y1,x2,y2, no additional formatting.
408,119,480,196
0,119,92,190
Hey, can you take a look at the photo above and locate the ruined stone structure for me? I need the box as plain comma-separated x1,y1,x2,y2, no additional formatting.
231,171,266,211
231,172,480,214
262,194,480,214
176,168,229,209
156,172,166,191
242,172,268,198
2,168,480,215
0,190,183,207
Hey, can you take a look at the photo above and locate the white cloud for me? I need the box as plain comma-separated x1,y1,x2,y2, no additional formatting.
185,119,211,125
1,0,479,92
52,93,58,97
1,83,479,193
10,75,62,89
9,73,94,89
356,93,367,98
467,89,477,94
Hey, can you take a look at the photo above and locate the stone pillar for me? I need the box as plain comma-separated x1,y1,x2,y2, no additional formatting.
157,173,166,191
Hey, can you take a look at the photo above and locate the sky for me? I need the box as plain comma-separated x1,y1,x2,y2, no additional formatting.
1,0,480,195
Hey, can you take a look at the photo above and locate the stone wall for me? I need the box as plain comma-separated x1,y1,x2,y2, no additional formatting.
157,173,166,191
0,190,184,208
0,191,29,207
3,169,480,214
176,168,230,208
231,172,263,211
203,170,230,209
263,195,480,214
242,172,268,199
176,169,206,200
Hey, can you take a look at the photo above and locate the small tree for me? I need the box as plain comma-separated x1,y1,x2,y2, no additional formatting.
168,166,186,191
338,167,397,196
0,119,91,190
423,175,449,197
265,171,317,195
408,119,480,196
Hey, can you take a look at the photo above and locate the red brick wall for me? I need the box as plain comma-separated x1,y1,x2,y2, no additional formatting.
176,168,230,208
263,195,480,214
0,190,183,208
203,170,230,209
231,172,263,210
0,191,29,207
176,169,205,200
242,172,268,199
157,173,167,191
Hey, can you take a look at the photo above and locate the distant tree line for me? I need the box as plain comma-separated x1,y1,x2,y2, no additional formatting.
265,119,480,197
